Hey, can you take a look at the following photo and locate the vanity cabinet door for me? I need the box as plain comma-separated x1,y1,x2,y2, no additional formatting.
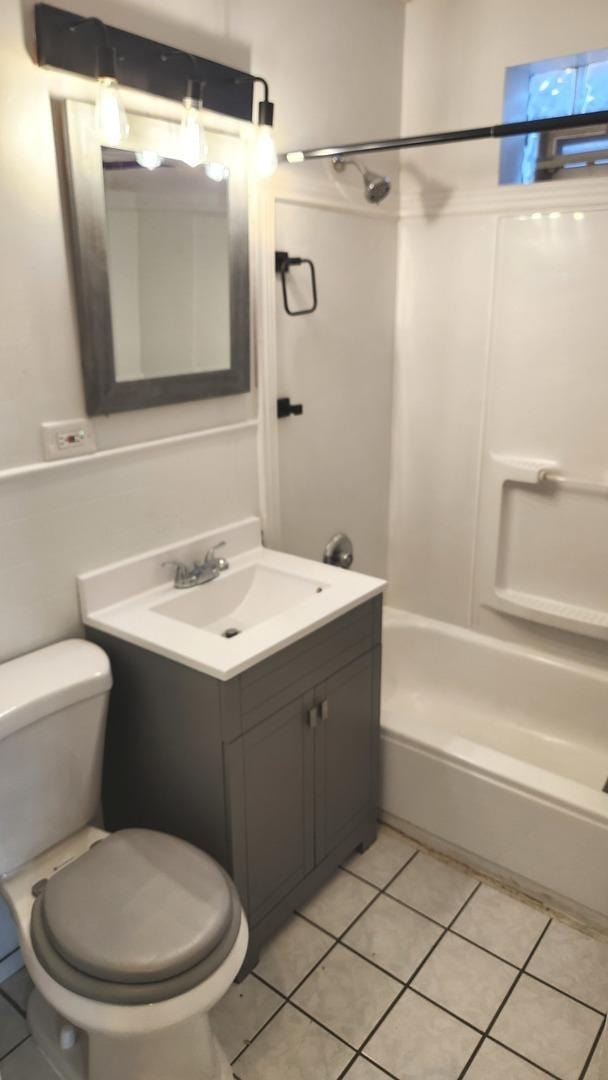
314,648,380,864
227,695,316,925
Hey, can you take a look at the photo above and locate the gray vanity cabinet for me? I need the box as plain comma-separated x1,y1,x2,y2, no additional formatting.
314,650,378,863
227,648,379,934
91,595,381,974
226,693,316,926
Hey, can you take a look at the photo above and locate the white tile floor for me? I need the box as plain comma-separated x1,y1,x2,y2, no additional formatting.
0,825,606,1080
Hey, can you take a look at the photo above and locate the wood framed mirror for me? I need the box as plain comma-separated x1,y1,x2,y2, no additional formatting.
62,100,250,415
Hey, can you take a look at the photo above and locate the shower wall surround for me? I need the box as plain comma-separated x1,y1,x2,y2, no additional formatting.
274,201,398,579
388,0,608,664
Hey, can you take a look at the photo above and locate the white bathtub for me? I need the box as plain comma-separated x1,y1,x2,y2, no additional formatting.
380,608,608,924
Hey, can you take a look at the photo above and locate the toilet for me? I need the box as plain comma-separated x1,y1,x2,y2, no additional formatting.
0,639,248,1080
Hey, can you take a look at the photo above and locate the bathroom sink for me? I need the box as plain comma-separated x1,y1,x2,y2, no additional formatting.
152,564,327,636
78,517,385,680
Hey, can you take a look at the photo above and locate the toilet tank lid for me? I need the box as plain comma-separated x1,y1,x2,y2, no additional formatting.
0,640,112,741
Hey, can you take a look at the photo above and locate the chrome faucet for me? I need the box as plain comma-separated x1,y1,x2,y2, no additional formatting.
163,543,229,589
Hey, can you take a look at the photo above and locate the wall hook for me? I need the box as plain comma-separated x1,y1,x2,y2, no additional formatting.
275,250,318,316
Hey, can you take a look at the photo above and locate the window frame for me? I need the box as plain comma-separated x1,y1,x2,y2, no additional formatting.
536,124,608,180
500,47,608,186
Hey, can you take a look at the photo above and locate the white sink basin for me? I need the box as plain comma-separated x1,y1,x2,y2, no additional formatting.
152,564,327,636
78,518,385,680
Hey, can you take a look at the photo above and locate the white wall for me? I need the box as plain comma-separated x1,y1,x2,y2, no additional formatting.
0,0,405,966
0,0,404,656
275,200,397,578
262,10,404,582
389,0,608,667
400,0,608,193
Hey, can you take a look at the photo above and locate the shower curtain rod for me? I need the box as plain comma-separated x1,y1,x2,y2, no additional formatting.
281,108,608,162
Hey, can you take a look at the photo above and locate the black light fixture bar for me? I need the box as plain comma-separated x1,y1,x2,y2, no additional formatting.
283,109,608,162
35,3,254,123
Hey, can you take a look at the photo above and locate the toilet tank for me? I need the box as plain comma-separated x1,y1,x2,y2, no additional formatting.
0,640,112,877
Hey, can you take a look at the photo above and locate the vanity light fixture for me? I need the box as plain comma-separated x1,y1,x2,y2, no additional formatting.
95,71,129,146
159,51,209,168
179,78,208,168
135,149,163,170
36,7,278,172
253,79,278,178
205,161,230,182
233,73,277,176
67,16,129,145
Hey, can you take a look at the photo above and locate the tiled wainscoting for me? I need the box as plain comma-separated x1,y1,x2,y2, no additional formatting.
1,826,606,1079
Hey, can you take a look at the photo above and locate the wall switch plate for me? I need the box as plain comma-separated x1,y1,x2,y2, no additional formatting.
41,419,97,461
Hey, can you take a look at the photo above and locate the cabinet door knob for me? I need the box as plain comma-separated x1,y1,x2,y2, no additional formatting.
307,705,320,729
321,699,329,722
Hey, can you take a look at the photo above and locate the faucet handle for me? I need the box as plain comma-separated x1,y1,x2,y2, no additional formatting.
204,541,229,571
162,559,193,587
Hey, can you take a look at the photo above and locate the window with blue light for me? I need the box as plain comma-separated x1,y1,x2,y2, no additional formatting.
501,50,608,185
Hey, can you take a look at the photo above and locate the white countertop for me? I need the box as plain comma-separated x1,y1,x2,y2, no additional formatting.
78,518,385,681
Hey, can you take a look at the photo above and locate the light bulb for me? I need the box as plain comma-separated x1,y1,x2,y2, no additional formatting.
135,149,163,170
255,125,278,178
180,98,208,168
95,77,129,145
205,161,229,182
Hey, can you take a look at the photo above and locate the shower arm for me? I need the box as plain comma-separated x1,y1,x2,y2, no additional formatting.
333,157,365,178
281,108,608,162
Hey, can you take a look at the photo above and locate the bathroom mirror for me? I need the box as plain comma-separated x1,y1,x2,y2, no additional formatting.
62,101,250,414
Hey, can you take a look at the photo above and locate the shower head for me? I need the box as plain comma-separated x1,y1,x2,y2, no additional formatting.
332,156,391,204
362,168,391,204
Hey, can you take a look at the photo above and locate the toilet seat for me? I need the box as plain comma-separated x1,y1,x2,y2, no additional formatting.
30,829,242,1006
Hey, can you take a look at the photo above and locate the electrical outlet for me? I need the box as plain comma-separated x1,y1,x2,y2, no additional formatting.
41,419,97,461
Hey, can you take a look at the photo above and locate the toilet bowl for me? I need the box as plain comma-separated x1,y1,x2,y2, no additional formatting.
0,640,248,1080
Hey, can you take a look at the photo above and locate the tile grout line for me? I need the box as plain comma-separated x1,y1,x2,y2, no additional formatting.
0,947,21,962
458,916,556,1079
408,986,485,1037
524,971,608,1019
0,1033,31,1064
231,845,423,1073
337,1051,401,1080
228,987,287,1068
253,968,378,1057
350,858,608,1018
229,841,607,1080
0,985,28,1022
345,861,483,933
579,1016,606,1080
295,857,489,1077
485,1037,561,1079
352,878,485,1069
328,883,607,1020
521,924,607,1019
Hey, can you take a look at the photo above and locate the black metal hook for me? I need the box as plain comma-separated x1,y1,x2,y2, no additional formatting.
275,251,318,317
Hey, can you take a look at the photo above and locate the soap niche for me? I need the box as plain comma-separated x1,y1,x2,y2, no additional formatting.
482,455,608,639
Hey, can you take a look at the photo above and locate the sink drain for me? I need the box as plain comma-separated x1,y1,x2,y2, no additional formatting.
222,627,241,639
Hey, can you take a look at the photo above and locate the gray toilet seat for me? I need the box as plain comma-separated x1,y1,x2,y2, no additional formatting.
31,829,242,1005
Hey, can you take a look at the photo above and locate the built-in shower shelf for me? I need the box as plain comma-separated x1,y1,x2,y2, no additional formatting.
495,589,608,633
480,454,608,641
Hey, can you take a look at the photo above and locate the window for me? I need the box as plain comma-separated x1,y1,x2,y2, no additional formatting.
501,51,608,185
